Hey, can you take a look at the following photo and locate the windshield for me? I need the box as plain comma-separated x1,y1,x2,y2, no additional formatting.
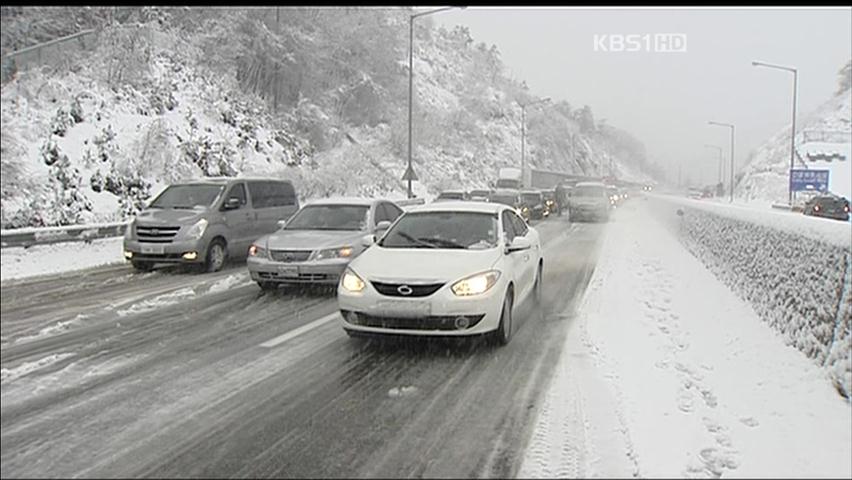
284,204,369,231
489,194,518,206
380,211,498,250
470,190,489,197
573,186,605,198
437,192,464,200
148,184,223,209
496,179,520,188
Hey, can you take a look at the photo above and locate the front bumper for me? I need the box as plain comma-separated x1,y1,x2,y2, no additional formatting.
123,238,206,264
337,276,506,336
247,255,349,285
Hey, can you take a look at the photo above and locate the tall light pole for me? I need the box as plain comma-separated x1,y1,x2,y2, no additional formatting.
708,121,735,203
752,60,798,205
406,6,465,198
703,144,723,191
518,97,550,188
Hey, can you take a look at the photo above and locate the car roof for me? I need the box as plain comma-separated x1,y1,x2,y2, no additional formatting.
183,176,294,184
438,190,467,195
575,181,606,187
408,201,505,214
304,197,383,207
521,189,542,194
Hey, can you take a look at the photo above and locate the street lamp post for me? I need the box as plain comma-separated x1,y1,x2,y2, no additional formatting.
708,121,735,203
406,6,465,198
752,60,798,205
704,144,723,193
518,97,550,188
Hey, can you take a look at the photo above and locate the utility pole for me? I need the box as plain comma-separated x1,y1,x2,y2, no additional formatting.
406,7,464,198
709,121,735,203
753,60,798,204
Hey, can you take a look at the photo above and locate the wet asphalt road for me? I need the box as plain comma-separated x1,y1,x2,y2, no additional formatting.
1,215,606,478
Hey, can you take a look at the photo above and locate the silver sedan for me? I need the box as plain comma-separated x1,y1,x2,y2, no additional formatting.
247,198,404,290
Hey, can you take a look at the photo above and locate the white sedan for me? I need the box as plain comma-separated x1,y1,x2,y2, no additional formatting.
337,201,544,345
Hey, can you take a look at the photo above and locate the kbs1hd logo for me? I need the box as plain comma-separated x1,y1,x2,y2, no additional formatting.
593,34,687,53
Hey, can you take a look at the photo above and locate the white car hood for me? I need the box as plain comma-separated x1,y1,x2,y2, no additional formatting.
349,246,502,284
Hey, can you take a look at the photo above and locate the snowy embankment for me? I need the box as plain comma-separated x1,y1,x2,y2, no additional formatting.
651,195,851,398
519,200,852,478
1,236,126,282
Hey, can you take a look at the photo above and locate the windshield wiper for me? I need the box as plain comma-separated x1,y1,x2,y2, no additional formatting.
384,231,437,248
417,236,466,249
171,205,196,210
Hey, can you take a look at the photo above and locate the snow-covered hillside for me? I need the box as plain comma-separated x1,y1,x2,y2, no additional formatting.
738,83,851,203
1,10,653,229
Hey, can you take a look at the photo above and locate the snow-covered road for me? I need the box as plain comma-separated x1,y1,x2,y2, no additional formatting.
1,216,603,478
520,198,852,478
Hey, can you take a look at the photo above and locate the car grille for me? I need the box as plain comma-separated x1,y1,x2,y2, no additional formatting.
342,311,485,331
269,250,312,262
135,225,180,243
257,271,335,282
370,281,445,298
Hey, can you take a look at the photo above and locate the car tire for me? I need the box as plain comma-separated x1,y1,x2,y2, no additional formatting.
204,239,228,273
131,260,154,272
494,288,514,346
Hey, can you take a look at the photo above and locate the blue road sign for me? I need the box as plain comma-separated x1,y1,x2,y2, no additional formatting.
790,169,829,192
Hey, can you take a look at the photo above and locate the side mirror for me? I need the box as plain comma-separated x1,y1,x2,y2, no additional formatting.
277,219,287,229
361,233,376,247
505,236,532,254
222,197,241,211
374,220,391,234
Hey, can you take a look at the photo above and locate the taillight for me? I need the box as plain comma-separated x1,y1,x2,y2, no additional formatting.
814,205,820,212
844,205,850,213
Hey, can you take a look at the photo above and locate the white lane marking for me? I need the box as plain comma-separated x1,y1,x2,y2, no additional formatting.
259,312,341,348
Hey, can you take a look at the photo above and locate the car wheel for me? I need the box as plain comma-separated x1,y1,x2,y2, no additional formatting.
131,260,154,272
204,239,227,273
257,281,277,291
494,288,514,346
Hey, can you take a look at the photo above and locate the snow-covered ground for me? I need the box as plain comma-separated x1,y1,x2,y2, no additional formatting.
519,200,852,478
1,237,125,282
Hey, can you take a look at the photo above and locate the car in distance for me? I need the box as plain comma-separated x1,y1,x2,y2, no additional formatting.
520,189,548,220
247,198,404,290
338,201,543,345
123,177,299,273
489,189,524,211
568,182,611,222
435,190,469,202
468,189,491,202
803,193,850,221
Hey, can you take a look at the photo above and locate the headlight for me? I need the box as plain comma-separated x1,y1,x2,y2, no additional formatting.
248,243,268,258
451,270,501,296
124,218,136,239
185,218,208,240
313,246,354,261
341,268,365,293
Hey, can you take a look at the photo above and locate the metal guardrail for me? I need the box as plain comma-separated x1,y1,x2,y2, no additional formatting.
1,222,129,249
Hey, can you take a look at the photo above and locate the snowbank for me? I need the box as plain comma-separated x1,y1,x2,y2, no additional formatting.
651,195,851,398
0,236,125,282
520,200,852,478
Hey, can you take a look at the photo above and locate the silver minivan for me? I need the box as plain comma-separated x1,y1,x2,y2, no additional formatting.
123,177,299,272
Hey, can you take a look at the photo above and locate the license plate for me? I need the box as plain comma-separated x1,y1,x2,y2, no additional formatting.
376,300,431,318
141,244,165,255
277,265,299,278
